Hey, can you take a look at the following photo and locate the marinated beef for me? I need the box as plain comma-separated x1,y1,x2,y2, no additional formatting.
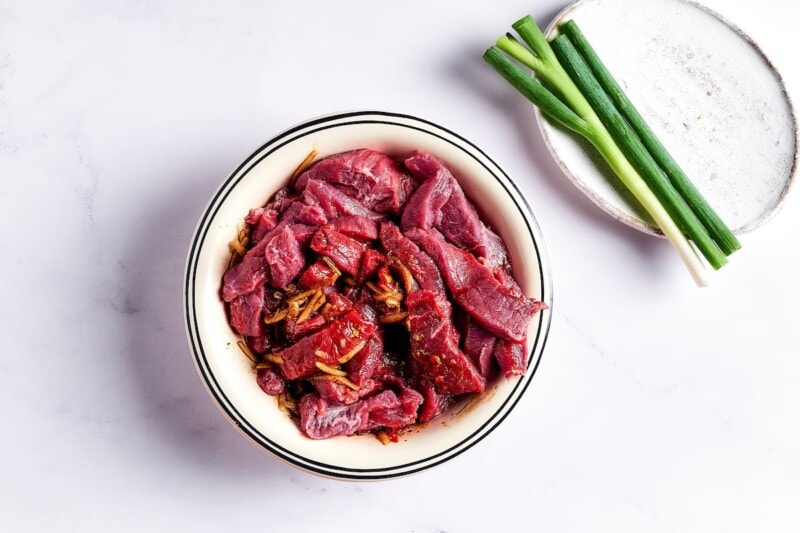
299,387,423,440
417,230,543,342
228,285,264,337
298,260,339,291
321,291,354,322
296,204,328,227
380,222,444,293
303,179,383,221
406,290,486,395
345,328,384,386
278,304,378,380
331,215,379,241
223,204,316,302
246,333,272,355
409,359,453,423
463,318,498,379
284,313,326,342
221,235,271,302
295,148,416,214
493,339,528,378
400,151,453,230
256,367,285,396
299,393,368,439
222,148,545,441
402,151,510,270
439,185,510,272
246,206,279,244
246,188,300,244
310,225,367,276
265,225,306,289
356,248,386,284
363,388,424,430
310,375,381,405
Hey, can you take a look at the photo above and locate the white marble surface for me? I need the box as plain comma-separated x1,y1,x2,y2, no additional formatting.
2,0,798,530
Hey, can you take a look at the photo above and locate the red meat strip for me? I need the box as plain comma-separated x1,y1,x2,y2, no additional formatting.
493,339,528,378
463,318,498,380
406,290,486,395
297,260,339,290
356,248,385,284
310,375,381,406
246,333,272,355
309,376,359,405
284,313,326,342
409,359,452,423
310,225,367,276
493,268,531,299
246,187,298,244
345,328,384,386
413,379,452,424
265,225,306,289
288,224,318,249
246,206,279,245
299,393,368,439
363,388,424,430
223,204,315,301
332,215,379,241
221,235,271,302
256,367,285,396
379,222,444,293
417,230,544,342
299,387,422,439
295,148,416,214
303,179,383,221
321,291,354,321
440,186,510,272
403,151,510,271
266,187,298,214
296,204,327,226
228,285,264,337
400,151,454,231
277,304,378,380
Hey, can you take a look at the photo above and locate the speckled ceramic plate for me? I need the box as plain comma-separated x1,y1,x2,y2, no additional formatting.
537,0,797,236
184,111,552,480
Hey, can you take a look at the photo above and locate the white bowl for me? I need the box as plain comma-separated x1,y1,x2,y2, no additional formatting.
184,111,553,479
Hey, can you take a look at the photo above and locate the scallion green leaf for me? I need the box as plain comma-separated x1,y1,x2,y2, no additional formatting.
559,20,741,255
550,34,727,270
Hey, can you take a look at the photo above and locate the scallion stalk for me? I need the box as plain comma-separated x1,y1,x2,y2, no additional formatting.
549,34,727,270
483,47,589,137
483,14,750,284
508,17,598,121
559,20,741,255
483,44,710,286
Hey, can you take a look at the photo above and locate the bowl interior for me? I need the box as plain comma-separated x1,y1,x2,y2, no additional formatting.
185,112,552,478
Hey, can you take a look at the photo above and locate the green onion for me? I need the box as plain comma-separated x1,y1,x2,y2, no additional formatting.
549,34,727,270
483,14,741,285
558,20,741,255
484,52,709,285
483,47,589,136
503,18,597,121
